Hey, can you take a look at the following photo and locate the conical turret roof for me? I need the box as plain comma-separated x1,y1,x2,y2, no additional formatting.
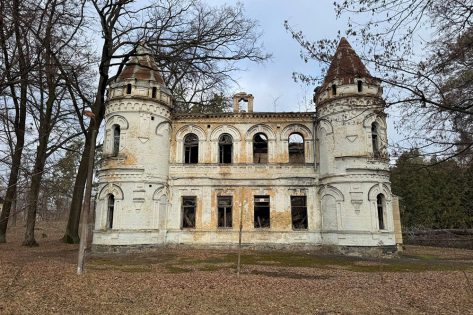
117,43,165,84
320,37,372,91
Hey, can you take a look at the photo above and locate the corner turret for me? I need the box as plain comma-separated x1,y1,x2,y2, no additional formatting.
108,44,172,108
315,38,382,106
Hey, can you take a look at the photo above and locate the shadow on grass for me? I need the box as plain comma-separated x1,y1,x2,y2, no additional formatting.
87,249,473,275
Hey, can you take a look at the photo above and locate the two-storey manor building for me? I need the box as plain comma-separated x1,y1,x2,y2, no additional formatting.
92,38,403,252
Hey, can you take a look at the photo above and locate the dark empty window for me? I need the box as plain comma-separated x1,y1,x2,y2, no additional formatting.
107,194,115,229
113,125,120,156
291,196,308,229
254,195,270,228
288,133,305,163
126,83,132,94
219,134,233,164
152,87,157,98
182,196,196,228
184,133,199,164
253,133,268,163
357,80,363,92
377,194,385,230
331,84,337,95
217,196,232,228
372,122,380,158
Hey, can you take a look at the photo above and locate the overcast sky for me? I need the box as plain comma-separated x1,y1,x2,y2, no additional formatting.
209,0,343,113
207,0,400,145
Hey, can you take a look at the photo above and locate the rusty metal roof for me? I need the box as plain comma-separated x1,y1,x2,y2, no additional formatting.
117,44,165,84
319,37,373,92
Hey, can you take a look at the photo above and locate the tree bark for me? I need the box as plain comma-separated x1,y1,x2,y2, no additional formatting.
0,141,24,242
0,0,28,243
23,110,52,246
63,135,91,243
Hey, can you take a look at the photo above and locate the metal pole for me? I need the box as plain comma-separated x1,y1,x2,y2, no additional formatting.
237,192,243,277
77,120,96,275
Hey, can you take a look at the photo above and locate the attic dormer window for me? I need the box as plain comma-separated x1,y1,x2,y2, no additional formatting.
357,80,363,92
152,87,157,98
126,84,132,94
331,84,337,96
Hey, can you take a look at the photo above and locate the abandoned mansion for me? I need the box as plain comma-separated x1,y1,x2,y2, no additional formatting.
92,38,403,251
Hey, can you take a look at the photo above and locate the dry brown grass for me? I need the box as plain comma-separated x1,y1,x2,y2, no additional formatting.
1,221,472,314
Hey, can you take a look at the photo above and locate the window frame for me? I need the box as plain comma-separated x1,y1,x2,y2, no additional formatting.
112,124,120,156
253,132,268,164
357,80,363,92
377,194,386,230
107,194,115,229
288,133,305,164
371,122,380,158
218,133,233,164
291,196,308,230
181,196,197,229
254,195,270,228
217,196,233,228
183,133,199,164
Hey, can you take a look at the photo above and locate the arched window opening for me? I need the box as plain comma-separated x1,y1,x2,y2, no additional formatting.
152,87,157,98
107,194,115,229
126,83,132,94
371,122,380,158
377,194,385,230
253,133,268,163
219,133,233,164
184,133,199,164
288,133,305,163
113,125,120,156
331,84,337,95
357,80,363,92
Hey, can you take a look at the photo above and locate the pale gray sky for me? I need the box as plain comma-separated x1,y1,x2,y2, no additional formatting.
206,0,403,147
211,0,343,113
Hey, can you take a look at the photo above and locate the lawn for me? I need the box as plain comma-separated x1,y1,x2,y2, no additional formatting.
1,222,472,314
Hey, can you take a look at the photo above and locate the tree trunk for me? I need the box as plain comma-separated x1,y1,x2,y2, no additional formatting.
0,139,24,242
62,134,91,244
10,197,17,227
23,133,49,246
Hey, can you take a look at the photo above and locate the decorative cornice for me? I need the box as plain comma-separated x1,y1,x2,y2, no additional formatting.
173,111,316,121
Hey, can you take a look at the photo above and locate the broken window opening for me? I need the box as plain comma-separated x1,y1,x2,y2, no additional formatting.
219,133,233,164
291,196,308,229
152,87,157,98
126,83,132,94
253,133,268,163
371,122,380,158
217,196,232,228
182,196,196,228
113,125,120,156
238,99,248,112
331,84,337,95
184,133,199,164
107,194,115,229
357,80,363,92
254,195,270,228
288,133,305,163
377,194,385,230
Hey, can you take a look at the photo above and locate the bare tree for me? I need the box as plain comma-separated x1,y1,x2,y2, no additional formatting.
285,0,473,161
147,0,268,112
0,0,37,243
21,0,92,246
63,0,150,243
63,0,269,243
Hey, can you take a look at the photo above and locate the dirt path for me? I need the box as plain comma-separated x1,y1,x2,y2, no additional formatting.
1,222,472,314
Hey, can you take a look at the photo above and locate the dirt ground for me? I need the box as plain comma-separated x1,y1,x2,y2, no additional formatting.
1,222,472,315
